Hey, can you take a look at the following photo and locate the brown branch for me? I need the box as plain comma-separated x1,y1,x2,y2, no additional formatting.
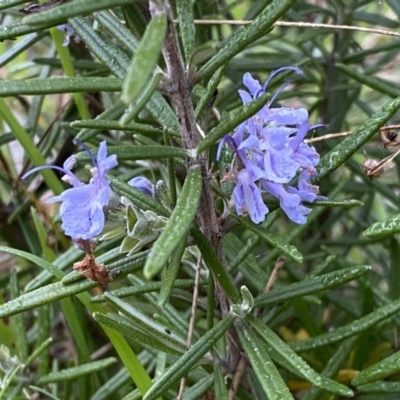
151,0,239,379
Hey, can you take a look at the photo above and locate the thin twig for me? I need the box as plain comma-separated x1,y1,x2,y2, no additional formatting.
228,354,248,400
265,256,285,293
304,131,352,143
305,125,400,144
183,19,400,38
255,257,285,318
90,343,112,360
177,254,202,400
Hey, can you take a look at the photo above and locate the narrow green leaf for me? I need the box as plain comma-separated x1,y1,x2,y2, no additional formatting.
232,215,303,263
0,99,64,194
75,145,191,164
146,91,181,133
128,275,189,338
121,3,147,37
196,91,270,154
0,133,14,147
0,77,121,96
0,22,48,41
9,270,28,361
291,296,400,352
36,305,51,378
236,320,295,400
49,25,91,120
214,364,228,400
142,314,235,400
0,280,96,318
311,199,364,208
109,176,170,217
352,350,400,386
75,101,127,142
73,119,165,137
94,10,139,53
336,63,400,98
356,381,400,393
0,246,64,280
39,358,117,384
363,212,400,239
389,238,400,300
302,337,358,400
0,0,30,11
0,32,47,68
197,0,297,79
176,0,195,61
254,265,371,307
28,386,62,400
144,166,202,279
92,279,195,303
120,388,141,400
0,365,22,398
93,312,185,355
33,57,108,71
247,315,353,397
158,240,187,306
122,13,166,104
308,255,336,278
104,293,187,349
69,16,129,79
90,367,131,400
195,66,226,120
23,0,139,26
316,96,400,182
55,299,92,370
191,227,240,303
182,375,214,400
25,246,84,292
98,324,154,397
24,338,53,370
120,73,161,125
228,236,258,273
164,129,178,206
31,207,56,262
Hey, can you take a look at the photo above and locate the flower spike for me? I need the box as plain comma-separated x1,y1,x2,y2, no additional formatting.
221,67,325,225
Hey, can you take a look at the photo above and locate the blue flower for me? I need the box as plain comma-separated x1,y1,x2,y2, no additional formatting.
219,67,325,224
22,141,117,240
128,177,155,197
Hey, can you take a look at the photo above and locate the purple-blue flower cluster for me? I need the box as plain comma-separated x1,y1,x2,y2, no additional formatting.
23,141,117,240
219,67,324,224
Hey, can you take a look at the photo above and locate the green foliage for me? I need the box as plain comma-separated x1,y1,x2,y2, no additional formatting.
1,1,400,399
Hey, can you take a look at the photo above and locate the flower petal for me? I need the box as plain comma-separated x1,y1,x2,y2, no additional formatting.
128,177,155,197
243,72,262,96
233,170,268,223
